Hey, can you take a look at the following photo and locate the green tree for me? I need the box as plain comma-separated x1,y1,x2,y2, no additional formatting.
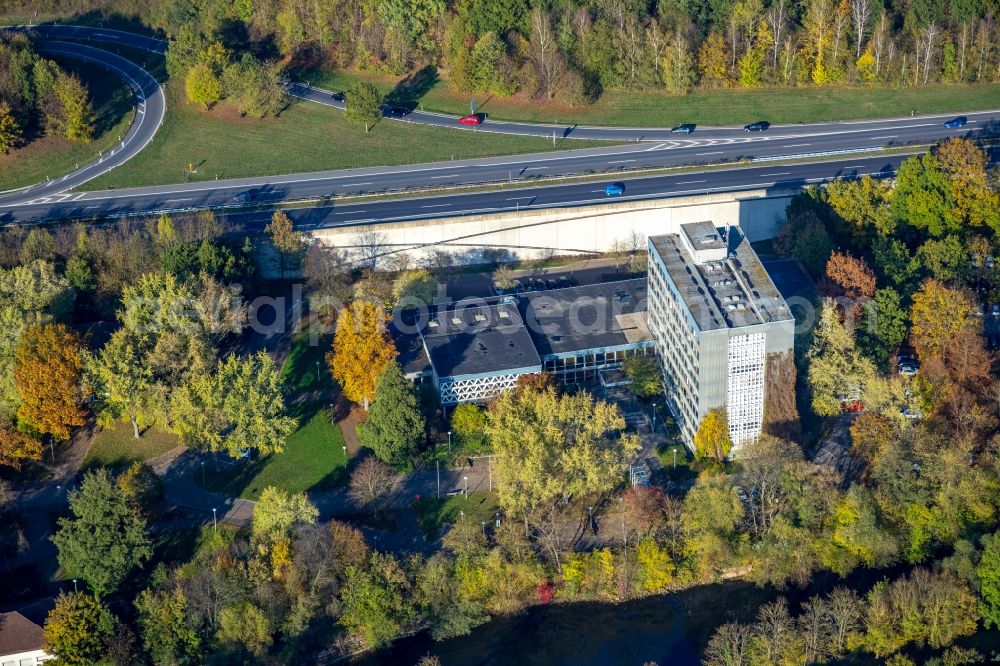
51,469,152,596
184,62,222,109
806,299,877,417
635,536,675,592
693,408,732,462
43,592,115,665
134,586,202,665
117,462,164,516
221,55,285,118
85,330,155,439
49,73,94,142
858,287,908,369
0,101,21,153
357,362,425,467
976,531,1000,629
251,486,319,549
415,552,486,639
217,602,272,656
171,352,297,458
392,269,436,307
683,473,745,576
773,208,833,279
622,356,662,398
662,32,696,93
450,403,487,452
346,82,382,132
487,386,640,520
340,553,415,648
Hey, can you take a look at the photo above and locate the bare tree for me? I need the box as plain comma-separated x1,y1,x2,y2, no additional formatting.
529,9,565,99
752,599,795,664
827,586,862,655
348,457,395,513
704,622,752,666
766,0,788,68
850,0,872,57
918,23,940,84
798,596,832,663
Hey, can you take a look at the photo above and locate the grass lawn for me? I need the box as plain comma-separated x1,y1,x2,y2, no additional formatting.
0,60,134,192
197,402,348,500
81,422,179,472
282,321,334,395
84,78,608,190
657,442,697,483
412,491,499,540
297,66,1000,127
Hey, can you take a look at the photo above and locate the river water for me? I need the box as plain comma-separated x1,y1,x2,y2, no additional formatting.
352,580,775,666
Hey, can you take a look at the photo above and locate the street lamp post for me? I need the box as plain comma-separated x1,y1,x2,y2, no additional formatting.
588,505,594,533
73,579,78,593
481,521,486,536
448,431,452,456
651,403,657,431
436,459,441,498
463,475,468,498
201,461,205,486
315,360,320,383
673,448,677,469
212,508,217,531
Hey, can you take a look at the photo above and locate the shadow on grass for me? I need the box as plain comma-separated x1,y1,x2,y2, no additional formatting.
385,65,439,110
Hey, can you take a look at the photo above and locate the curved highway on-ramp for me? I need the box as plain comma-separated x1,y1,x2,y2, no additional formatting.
0,38,165,207
0,23,998,227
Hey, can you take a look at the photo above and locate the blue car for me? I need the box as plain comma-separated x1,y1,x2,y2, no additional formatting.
944,116,967,128
604,182,625,196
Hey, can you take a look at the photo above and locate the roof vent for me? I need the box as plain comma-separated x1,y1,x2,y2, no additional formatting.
499,310,510,319
427,320,439,329
451,317,462,325
474,313,487,322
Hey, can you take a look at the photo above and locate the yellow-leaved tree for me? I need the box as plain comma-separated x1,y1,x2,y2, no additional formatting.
693,408,732,462
328,301,396,409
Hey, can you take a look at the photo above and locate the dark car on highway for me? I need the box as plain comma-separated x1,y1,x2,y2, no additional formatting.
671,123,696,134
382,105,412,117
331,91,345,101
944,116,967,128
744,121,770,132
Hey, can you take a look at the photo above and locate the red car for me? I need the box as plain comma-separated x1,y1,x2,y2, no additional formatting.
458,114,482,125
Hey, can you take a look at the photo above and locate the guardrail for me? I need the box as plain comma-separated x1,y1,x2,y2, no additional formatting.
751,146,885,163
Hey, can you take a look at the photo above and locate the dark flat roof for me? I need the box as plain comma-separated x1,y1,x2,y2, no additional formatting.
419,302,541,378
520,278,651,357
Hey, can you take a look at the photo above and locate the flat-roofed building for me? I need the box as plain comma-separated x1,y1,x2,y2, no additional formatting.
647,224,794,450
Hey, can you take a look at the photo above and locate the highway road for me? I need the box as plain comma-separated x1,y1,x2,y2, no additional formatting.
0,23,998,227
0,39,165,208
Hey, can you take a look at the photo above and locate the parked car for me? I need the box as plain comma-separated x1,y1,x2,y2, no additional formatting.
744,121,770,132
841,399,863,413
458,114,482,125
604,182,625,196
944,116,968,128
670,123,696,134
993,304,1000,317
545,279,558,289
331,91,346,101
897,353,919,376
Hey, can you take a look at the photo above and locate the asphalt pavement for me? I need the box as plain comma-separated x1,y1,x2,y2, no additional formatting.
0,23,997,227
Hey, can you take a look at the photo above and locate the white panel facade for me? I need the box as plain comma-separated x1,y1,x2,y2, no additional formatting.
439,372,528,405
726,332,766,445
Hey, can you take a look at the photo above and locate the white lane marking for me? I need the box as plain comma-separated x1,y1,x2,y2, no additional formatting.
525,166,549,170
645,143,666,151
675,179,706,184
430,175,453,179
842,165,867,169
872,135,897,140
506,196,535,200
761,172,791,177
421,203,452,208
82,206,101,209
697,151,723,155
609,159,636,164
334,210,365,215
783,143,811,148
341,182,372,186
164,198,192,203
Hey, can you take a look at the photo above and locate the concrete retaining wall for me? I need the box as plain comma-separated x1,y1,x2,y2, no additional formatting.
309,187,796,269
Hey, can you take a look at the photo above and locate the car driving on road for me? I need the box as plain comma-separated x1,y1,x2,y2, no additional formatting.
458,114,483,125
331,91,345,101
744,121,770,132
944,116,967,128
382,105,412,117
671,123,695,134
604,182,625,196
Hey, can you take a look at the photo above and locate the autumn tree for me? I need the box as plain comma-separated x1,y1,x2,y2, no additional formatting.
806,299,877,416
85,330,155,440
356,362,425,467
0,424,42,469
825,251,876,304
346,82,382,132
49,73,94,142
185,62,222,109
328,301,397,408
622,356,662,398
693,408,732,462
697,31,729,86
392,269,436,307
251,486,319,551
0,101,21,153
909,279,977,363
43,592,115,665
264,210,306,279
14,323,88,441
52,469,152,596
